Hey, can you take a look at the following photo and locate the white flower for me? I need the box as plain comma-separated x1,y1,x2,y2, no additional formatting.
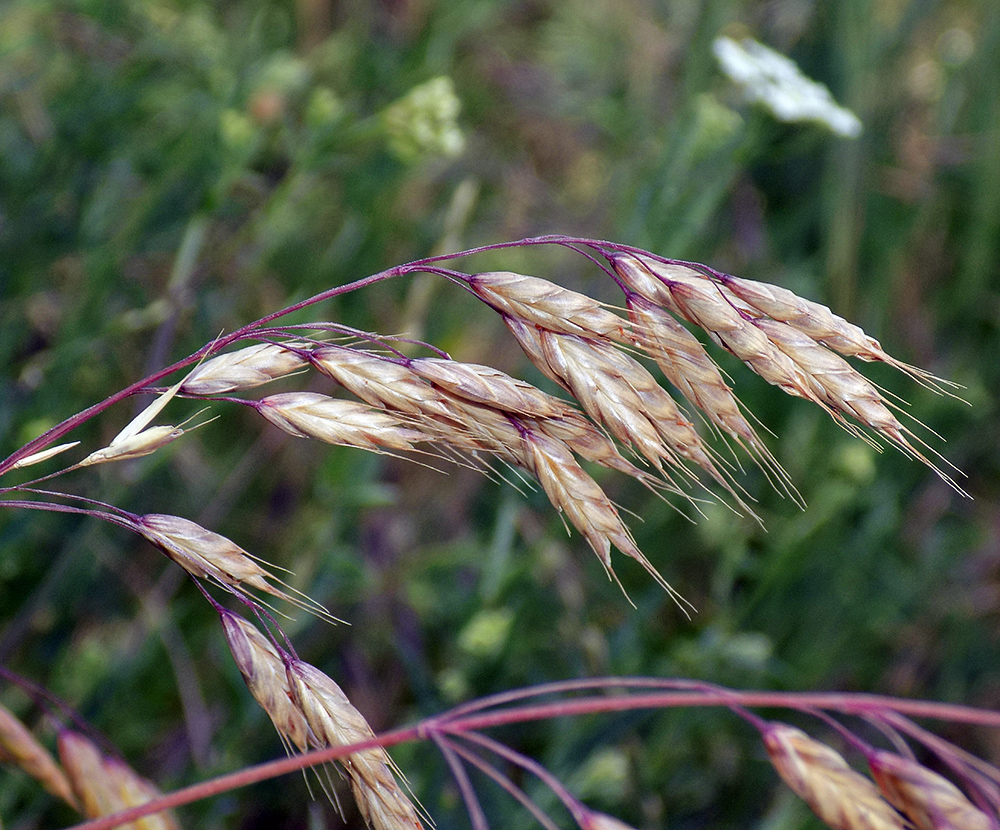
713,36,862,138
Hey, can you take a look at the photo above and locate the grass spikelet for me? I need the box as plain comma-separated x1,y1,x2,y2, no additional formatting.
257,392,433,453
286,659,425,830
534,326,743,505
8,441,81,471
0,702,77,809
763,723,906,830
79,424,188,467
612,255,836,405
868,750,993,830
78,371,209,468
524,411,669,485
467,271,629,338
57,730,180,829
522,428,692,611
312,346,449,417
409,356,572,418
611,252,964,491
625,294,794,495
181,341,310,395
136,514,337,623
749,316,958,485
716,274,961,394
219,609,310,754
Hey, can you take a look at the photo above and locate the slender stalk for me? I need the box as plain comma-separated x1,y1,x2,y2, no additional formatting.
60,685,1000,830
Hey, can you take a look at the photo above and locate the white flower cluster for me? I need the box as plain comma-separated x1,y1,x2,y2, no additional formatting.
713,36,862,138
383,76,466,161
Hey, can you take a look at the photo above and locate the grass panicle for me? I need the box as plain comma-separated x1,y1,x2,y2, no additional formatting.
0,236,982,830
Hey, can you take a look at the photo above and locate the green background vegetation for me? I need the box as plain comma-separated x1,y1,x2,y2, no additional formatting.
1,0,999,827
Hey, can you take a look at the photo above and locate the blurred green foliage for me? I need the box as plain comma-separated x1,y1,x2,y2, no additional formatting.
1,0,999,828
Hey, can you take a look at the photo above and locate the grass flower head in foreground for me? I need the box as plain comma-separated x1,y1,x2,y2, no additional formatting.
0,236,989,830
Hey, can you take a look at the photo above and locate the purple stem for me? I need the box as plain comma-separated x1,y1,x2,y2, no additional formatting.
60,683,1000,830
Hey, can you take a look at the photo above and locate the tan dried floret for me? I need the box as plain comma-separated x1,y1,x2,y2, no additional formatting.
613,255,829,405
525,411,663,483
219,610,310,753
763,723,906,830
287,659,424,830
536,326,734,494
258,392,432,453
312,346,450,418
613,253,964,491
182,342,309,395
0,702,77,808
627,295,760,450
719,274,945,388
409,357,571,419
522,429,689,608
58,730,179,830
136,514,330,620
868,750,993,830
468,271,629,338
79,425,187,467
750,316,927,455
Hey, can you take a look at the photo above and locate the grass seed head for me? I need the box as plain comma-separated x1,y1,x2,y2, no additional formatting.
79,425,186,467
312,346,449,417
627,295,760,449
523,429,691,610
137,514,333,620
258,392,432,453
763,723,906,830
0,702,77,808
286,659,424,830
534,328,735,496
468,271,629,338
868,750,993,830
409,356,571,418
58,730,179,829
182,342,309,395
219,610,310,753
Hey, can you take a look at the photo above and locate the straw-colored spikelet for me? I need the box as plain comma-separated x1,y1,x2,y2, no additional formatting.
750,316,926,451
136,514,332,621
466,271,630,338
182,342,309,395
219,610,310,753
611,252,962,490
615,256,831,408
80,425,188,467
625,294,784,475
763,723,906,830
0,702,77,808
523,411,664,484
716,273,945,387
409,356,573,419
258,393,433,453
522,428,690,608
505,316,734,500
312,346,449,417
286,659,424,830
57,730,179,830
868,749,993,830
